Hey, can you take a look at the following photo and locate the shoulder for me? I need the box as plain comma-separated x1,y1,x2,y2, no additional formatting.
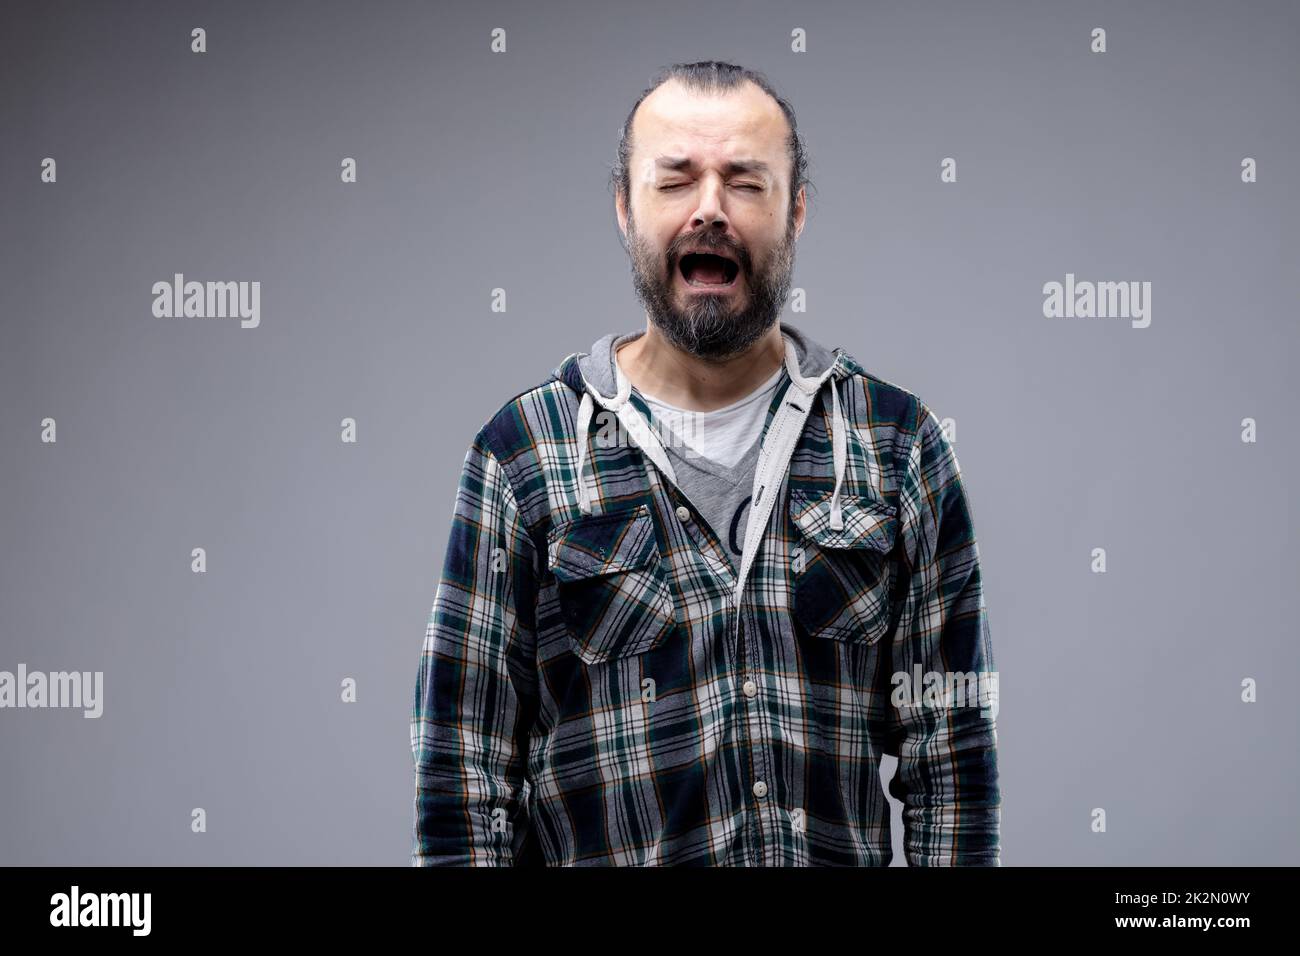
464,373,580,534
472,377,571,462
833,350,931,470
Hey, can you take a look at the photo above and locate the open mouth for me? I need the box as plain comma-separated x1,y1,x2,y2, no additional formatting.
678,252,740,288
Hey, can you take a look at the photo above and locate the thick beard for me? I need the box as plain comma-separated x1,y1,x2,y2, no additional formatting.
626,208,796,363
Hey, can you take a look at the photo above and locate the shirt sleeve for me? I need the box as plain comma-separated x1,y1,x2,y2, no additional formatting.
884,403,1002,865
410,429,539,866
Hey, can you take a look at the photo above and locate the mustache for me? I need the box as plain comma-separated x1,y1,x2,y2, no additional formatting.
667,234,751,272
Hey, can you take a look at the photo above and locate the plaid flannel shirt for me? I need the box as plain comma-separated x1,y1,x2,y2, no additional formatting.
411,323,1000,866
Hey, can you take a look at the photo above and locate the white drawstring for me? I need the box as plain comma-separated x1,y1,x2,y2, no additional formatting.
780,336,848,529
575,390,594,514
573,347,682,516
827,375,847,531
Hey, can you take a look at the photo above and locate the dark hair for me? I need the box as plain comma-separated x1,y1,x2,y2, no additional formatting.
611,61,811,219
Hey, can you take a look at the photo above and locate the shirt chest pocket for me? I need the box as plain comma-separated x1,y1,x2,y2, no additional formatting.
788,489,901,646
546,503,677,665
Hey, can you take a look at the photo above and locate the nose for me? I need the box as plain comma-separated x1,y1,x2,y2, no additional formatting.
690,175,729,231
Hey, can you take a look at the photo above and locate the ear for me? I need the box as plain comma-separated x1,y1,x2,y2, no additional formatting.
792,184,807,241
615,187,629,243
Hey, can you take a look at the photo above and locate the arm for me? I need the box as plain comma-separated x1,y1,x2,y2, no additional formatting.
410,429,539,866
885,403,1001,865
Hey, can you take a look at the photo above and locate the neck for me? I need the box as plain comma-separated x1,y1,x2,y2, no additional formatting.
616,320,786,412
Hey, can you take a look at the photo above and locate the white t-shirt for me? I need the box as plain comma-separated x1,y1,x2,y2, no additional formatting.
615,355,784,469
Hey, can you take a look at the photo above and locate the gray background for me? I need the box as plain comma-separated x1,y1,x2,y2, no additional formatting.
1,0,1296,865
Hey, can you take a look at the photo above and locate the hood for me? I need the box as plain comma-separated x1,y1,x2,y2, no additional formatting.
570,320,843,402
551,320,856,532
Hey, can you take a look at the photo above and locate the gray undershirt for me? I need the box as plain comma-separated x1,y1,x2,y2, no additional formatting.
610,335,771,570
659,433,761,570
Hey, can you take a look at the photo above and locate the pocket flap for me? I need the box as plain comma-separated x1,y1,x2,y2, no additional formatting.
789,488,899,553
547,504,661,583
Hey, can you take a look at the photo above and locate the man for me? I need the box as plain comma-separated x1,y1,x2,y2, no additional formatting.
411,61,1000,866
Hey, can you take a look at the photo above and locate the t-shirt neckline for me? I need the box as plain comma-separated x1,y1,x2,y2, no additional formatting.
614,342,786,416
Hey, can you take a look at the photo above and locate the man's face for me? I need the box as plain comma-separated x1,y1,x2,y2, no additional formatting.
617,79,806,362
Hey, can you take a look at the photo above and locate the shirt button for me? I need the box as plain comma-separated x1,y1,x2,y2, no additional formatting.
752,780,768,798
675,505,691,522
742,680,757,698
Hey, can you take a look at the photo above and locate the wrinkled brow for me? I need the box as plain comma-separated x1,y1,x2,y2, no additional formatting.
655,156,772,177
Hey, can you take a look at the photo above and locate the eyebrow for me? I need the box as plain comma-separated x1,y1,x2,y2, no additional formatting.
654,156,772,177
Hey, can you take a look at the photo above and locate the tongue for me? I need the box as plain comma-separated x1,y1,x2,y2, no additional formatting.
686,262,729,284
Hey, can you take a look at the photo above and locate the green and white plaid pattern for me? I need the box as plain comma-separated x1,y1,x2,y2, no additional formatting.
411,334,1000,865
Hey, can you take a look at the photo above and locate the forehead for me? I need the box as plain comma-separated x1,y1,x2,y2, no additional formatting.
631,79,790,176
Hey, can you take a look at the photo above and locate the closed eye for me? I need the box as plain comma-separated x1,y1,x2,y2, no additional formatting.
657,183,764,192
